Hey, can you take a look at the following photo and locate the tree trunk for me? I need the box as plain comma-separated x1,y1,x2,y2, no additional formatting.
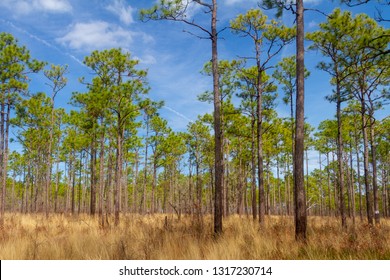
196,152,202,218
277,155,281,215
0,103,8,226
369,115,380,225
152,158,157,214
326,151,332,216
0,102,4,224
294,0,307,241
211,0,223,236
354,126,363,222
257,81,265,225
45,100,55,219
349,138,356,226
225,140,230,217
114,125,123,226
1,104,11,225
90,138,97,216
54,152,60,213
78,152,83,215
98,125,105,227
318,152,323,216
237,150,243,215
133,150,139,214
251,116,257,220
361,100,373,225
142,116,149,214
336,86,346,228
71,155,76,215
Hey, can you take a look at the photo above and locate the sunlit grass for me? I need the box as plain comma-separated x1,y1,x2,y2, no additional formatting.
0,213,389,259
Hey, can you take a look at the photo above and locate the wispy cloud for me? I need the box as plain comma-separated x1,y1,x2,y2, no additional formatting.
304,0,322,4
57,21,152,52
163,105,193,123
308,20,318,29
0,0,72,15
135,54,157,65
223,0,256,6
106,0,135,26
1,19,84,67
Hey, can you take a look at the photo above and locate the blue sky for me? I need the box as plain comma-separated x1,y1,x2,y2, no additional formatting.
0,1,389,146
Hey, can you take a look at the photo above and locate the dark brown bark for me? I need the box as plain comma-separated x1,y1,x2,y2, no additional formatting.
361,100,373,225
369,116,380,225
1,104,10,220
133,150,139,214
257,79,265,225
98,123,105,227
251,116,257,220
336,84,346,228
349,138,356,226
236,149,243,215
114,124,123,226
142,116,149,214
90,139,97,216
354,125,363,222
225,141,230,217
212,0,223,236
294,0,307,241
0,102,5,227
71,155,76,215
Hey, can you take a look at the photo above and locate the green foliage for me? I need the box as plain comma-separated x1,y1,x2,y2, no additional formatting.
273,55,310,106
140,0,190,22
0,32,45,99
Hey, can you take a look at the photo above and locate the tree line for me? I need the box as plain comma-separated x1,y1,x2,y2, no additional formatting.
0,1,389,242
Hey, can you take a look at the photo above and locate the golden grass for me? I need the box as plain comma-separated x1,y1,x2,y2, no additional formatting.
0,213,389,260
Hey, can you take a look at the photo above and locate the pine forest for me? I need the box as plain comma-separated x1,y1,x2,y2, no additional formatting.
0,0,389,260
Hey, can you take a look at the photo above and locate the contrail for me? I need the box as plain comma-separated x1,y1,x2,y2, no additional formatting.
163,105,193,123
1,19,85,67
2,19,196,126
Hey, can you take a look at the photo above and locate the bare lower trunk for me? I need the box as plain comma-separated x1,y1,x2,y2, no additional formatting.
361,103,373,225
336,91,346,228
90,139,97,216
294,0,307,241
114,127,122,226
211,0,223,236
1,104,11,225
98,127,105,227
0,103,7,226
349,139,356,226
257,89,265,225
369,116,380,225
355,128,363,222
0,102,4,227
251,117,257,220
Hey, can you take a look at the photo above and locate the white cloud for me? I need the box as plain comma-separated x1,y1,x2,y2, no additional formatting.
308,20,318,29
57,21,153,52
106,0,135,25
135,54,157,65
0,0,72,15
222,0,322,6
304,0,322,4
224,0,256,6
57,21,131,51
35,0,72,13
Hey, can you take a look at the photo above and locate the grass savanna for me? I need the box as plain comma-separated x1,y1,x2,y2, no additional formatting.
1,213,389,260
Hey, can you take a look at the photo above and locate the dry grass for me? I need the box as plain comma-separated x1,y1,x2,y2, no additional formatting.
0,213,389,260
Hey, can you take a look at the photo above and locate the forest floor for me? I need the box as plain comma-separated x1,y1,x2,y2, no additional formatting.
0,213,389,260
